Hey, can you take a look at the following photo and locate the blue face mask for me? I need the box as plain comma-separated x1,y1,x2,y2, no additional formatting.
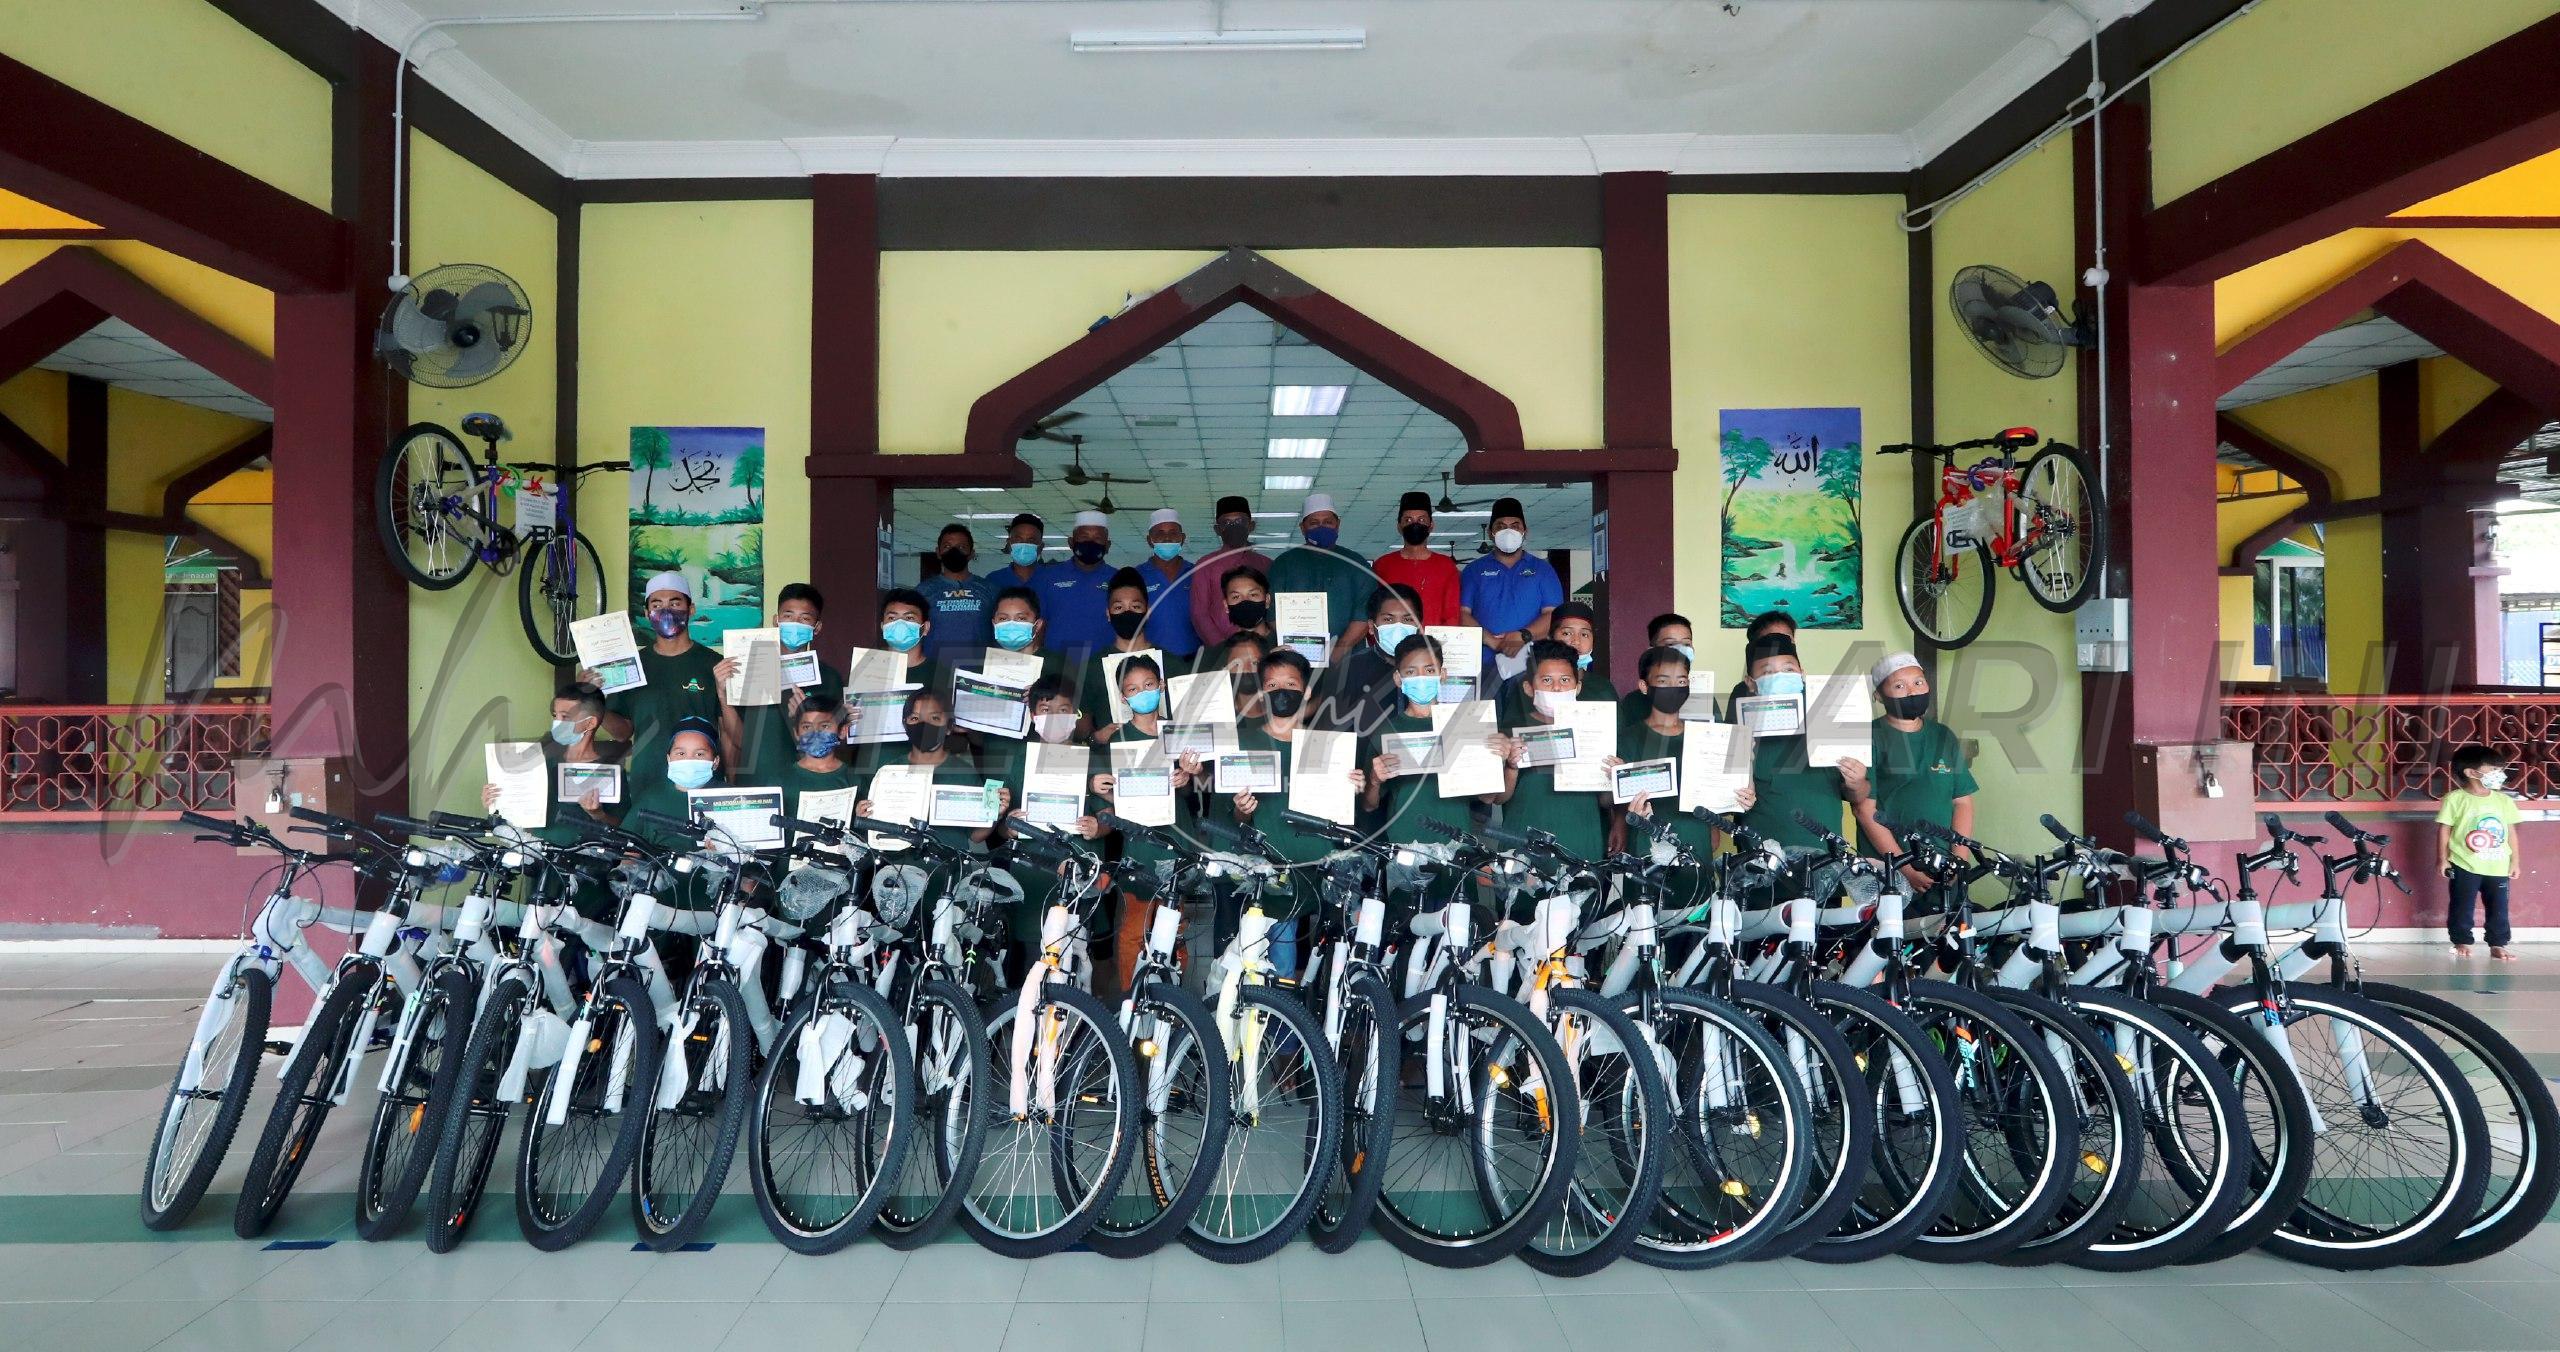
1757,671,1805,697
1127,687,1163,716
881,619,923,652
1008,542,1040,568
1400,674,1442,707
1151,541,1183,561
1375,621,1418,655
549,717,585,747
666,758,717,790
1575,652,1593,672
994,620,1036,651
778,621,816,649
1305,525,1340,549
1673,643,1695,664
796,728,841,759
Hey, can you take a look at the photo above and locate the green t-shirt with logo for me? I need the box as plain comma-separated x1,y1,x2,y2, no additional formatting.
1364,707,1478,847
735,659,844,785
607,643,725,797
2438,788,2523,877
1862,718,1978,857
1742,736,1847,851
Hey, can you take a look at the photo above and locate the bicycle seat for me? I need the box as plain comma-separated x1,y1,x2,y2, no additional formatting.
460,412,511,442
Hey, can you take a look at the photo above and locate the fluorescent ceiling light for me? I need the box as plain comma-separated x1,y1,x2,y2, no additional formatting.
1252,510,1299,518
1436,510,1492,518
1271,385,1350,416
1264,474,1313,491
961,511,1020,520
1267,438,1328,460
1071,28,1365,53
957,486,1004,493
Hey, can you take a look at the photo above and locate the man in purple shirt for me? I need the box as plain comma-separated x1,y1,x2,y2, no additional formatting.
1189,494,1274,649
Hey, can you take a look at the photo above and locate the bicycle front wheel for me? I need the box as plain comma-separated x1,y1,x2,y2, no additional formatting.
1309,971,1400,1253
377,422,488,590
1713,980,1866,1262
2017,441,2106,613
1986,988,2144,1265
877,978,991,1250
518,530,607,666
1899,980,2079,1263
1086,981,1226,1259
634,976,755,1250
356,965,476,1240
965,983,1141,1258
2362,980,2560,1267
2067,988,2250,1271
1628,987,1809,1272
142,964,270,1231
1800,981,1963,1264
1185,985,1339,1263
1373,983,1580,1269
233,965,379,1238
750,980,914,1254
423,971,534,1253
1894,517,1994,650
517,974,662,1250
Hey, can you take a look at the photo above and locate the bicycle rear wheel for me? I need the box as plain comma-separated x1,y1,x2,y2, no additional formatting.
141,964,270,1232
2016,441,2105,613
964,983,1140,1258
1800,981,1962,1264
1310,971,1400,1253
517,974,661,1250
423,972,533,1253
1894,517,1994,650
377,423,488,590
1372,983,1579,1269
518,530,607,667
356,965,475,1240
876,978,991,1251
1899,981,2079,1264
1185,985,1338,1263
2362,981,2560,1266
750,980,914,1254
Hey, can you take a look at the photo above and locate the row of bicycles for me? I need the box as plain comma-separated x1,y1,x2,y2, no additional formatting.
138,795,2553,1274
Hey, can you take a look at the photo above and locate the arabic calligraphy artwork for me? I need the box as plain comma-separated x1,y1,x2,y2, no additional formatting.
629,426,766,646
1718,407,1862,630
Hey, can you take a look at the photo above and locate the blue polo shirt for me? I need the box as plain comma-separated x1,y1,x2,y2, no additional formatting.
1137,557,1203,657
1029,557,1118,656
916,573,993,661
1461,552,1565,643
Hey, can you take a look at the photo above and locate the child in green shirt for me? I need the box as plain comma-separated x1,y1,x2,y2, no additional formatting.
2437,744,2524,960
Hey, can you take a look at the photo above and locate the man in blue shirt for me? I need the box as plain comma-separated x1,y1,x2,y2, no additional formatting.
1135,507,1202,658
1459,495,1564,682
916,522,993,663
983,512,1046,590
1030,509,1118,658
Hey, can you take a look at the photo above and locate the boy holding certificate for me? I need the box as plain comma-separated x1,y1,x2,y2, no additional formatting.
1091,653,1212,987
483,683,625,854
1619,647,1757,909
1735,632,1852,850
1847,651,1976,891
986,677,1114,987
1224,650,1366,974
855,688,1009,856
591,572,731,796
761,692,859,818
1493,640,1614,868
727,583,844,784
1077,569,1169,734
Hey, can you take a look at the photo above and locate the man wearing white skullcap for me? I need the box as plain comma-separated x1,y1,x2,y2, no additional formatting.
584,568,734,795
1844,649,1976,888
1267,489,1374,663
1133,507,1201,656
1029,508,1119,657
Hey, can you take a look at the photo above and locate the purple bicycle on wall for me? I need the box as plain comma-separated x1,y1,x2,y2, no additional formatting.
376,411,630,664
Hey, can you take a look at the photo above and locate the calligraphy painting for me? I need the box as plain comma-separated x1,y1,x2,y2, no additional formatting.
1718,407,1862,629
629,425,766,645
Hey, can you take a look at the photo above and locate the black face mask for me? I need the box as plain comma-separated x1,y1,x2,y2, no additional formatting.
1233,672,1263,698
1881,690,1932,721
1648,686,1689,715
1227,599,1268,630
907,722,948,753
1398,521,1431,546
1072,539,1107,565
938,546,970,575
1215,518,1252,547
1263,688,1305,720
1109,610,1146,640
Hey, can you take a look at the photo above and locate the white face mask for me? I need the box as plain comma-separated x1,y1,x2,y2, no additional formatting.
1532,688,1571,720
2480,768,2509,791
1032,712,1076,744
1493,528,1526,554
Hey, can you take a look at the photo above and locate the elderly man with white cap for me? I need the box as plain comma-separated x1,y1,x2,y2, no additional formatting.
1028,508,1119,658
1131,506,1202,657
1844,649,1977,889
581,570,735,795
1265,491,1375,664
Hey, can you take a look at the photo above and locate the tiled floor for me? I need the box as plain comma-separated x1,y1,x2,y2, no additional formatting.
3,944,2558,1350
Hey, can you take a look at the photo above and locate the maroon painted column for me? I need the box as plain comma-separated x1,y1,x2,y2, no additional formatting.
62,373,107,701
807,173,883,663
1598,171,1675,689
2379,361,2505,690
267,41,406,816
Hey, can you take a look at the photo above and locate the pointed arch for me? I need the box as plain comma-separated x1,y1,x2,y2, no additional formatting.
2217,241,2560,410
0,246,271,401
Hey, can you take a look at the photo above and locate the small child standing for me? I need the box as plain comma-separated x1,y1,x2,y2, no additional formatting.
2437,745,2523,961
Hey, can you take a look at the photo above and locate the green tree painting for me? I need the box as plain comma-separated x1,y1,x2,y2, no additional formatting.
628,426,765,645
1718,408,1863,629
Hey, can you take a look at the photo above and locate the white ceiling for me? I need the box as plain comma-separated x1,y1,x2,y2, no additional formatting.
33,319,273,422
2217,315,2445,414
891,303,1589,565
325,0,2151,178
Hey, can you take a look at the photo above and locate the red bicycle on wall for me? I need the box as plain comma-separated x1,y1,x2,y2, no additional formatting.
1881,427,2106,649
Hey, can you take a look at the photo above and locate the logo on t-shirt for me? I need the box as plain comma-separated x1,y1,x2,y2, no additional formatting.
2465,813,2510,858
682,677,706,693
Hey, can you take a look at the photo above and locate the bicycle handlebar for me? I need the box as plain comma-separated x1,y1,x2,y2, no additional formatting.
1877,427,2038,458
630,808,706,841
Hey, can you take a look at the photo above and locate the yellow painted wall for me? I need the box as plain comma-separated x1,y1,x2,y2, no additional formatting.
0,241,274,357
2224,380,2382,690
0,189,95,231
1923,136,2087,846
2150,0,2560,204
2400,148,2560,217
0,0,333,208
403,133,564,813
2214,464,2309,686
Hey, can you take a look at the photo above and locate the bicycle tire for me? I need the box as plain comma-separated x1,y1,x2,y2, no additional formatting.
356,965,476,1240
517,530,607,667
2057,988,2250,1271
2213,984,2491,1269
2139,986,2316,1266
1985,987,2145,1265
517,974,662,1250
2360,980,2560,1266
1799,981,1963,1264
1184,984,1340,1264
233,965,378,1238
749,979,916,1254
1898,980,2079,1263
1517,988,1670,1276
141,964,271,1231
1310,971,1400,1253
876,978,991,1251
1624,986,1810,1272
2016,442,2106,614
1894,517,1995,650
377,422,486,591
1719,980,1871,1261
634,975,755,1250
1079,981,1226,1259
1372,983,1580,1269
422,971,533,1254
964,982,1141,1258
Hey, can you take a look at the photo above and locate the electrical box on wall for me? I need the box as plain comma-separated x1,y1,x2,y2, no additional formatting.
2132,742,2257,842
2075,597,2130,672
230,757,352,853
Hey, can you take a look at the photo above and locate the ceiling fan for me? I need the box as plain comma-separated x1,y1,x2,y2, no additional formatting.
1037,433,1150,490
1079,471,1147,516
1018,410,1086,447
1432,471,1500,514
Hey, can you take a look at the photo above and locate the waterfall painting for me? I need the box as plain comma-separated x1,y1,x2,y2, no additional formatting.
1718,407,1862,629
628,425,766,646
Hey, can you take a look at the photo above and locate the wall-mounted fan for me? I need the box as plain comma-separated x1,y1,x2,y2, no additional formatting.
1035,434,1149,490
375,263,532,388
1950,263,2091,381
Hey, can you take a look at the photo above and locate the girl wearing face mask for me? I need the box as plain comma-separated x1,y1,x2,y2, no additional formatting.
1846,652,1977,891
1618,648,1757,910
1228,650,1366,977
586,572,732,797
1491,640,1614,871
612,720,731,914
1735,633,1849,851
990,676,1114,990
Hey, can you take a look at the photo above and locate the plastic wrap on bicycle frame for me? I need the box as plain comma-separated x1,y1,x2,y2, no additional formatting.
777,862,852,923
